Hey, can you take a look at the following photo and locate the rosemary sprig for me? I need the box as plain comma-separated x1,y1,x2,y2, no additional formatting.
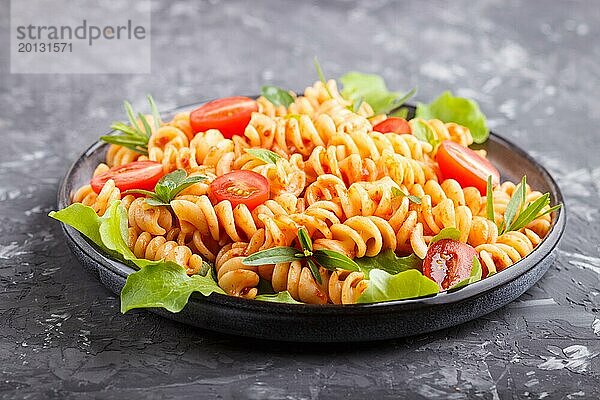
242,227,360,284
100,95,161,155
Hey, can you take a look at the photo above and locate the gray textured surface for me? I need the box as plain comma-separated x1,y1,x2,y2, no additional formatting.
1,0,599,399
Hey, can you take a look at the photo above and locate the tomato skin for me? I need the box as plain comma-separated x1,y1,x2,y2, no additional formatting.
190,96,258,138
423,239,477,290
436,140,500,195
372,117,411,134
90,161,164,194
208,170,270,210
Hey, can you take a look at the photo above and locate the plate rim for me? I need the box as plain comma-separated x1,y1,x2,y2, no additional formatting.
56,102,566,315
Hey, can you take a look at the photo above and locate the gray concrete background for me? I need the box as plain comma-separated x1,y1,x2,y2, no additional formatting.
1,0,599,398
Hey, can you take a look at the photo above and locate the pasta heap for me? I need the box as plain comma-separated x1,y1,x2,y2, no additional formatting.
72,79,555,305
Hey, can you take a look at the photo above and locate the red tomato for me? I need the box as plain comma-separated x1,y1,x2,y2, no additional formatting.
372,117,411,134
90,161,164,194
436,140,500,195
190,96,258,138
208,170,270,210
423,239,478,290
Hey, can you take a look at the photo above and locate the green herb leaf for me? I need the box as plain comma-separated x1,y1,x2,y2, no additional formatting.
242,246,302,266
430,227,461,244
261,85,294,107
306,258,322,284
350,97,364,113
358,269,439,303
409,118,439,148
147,95,162,132
355,249,422,278
390,107,410,119
508,194,550,232
255,291,302,304
145,198,171,207
99,135,149,155
339,71,416,115
142,169,207,205
121,260,224,313
313,57,334,99
450,256,483,289
415,91,489,144
502,176,527,233
391,186,422,204
312,249,360,272
245,148,282,164
486,175,495,222
297,227,313,254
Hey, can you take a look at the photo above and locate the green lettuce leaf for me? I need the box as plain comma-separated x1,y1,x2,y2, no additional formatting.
358,269,439,303
120,260,225,313
340,72,415,115
355,249,422,278
255,291,301,304
416,91,489,143
50,201,224,313
49,203,105,250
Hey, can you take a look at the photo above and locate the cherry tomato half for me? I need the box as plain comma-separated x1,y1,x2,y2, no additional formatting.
423,239,477,290
190,96,258,138
208,170,270,210
372,117,411,134
90,161,164,194
436,140,500,195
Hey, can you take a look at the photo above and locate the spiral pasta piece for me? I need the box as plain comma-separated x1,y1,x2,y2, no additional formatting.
127,230,203,275
127,197,173,236
271,260,329,304
215,243,260,298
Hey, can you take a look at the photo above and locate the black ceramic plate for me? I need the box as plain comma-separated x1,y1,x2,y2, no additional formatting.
57,103,565,342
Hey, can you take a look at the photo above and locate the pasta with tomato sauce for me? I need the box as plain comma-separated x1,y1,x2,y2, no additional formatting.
65,77,560,306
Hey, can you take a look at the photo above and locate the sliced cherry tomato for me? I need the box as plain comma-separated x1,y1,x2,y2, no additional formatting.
423,239,477,290
372,117,411,134
190,96,258,138
90,161,164,194
208,170,269,210
436,140,500,195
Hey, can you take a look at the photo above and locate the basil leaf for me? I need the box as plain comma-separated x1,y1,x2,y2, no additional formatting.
245,148,282,164
255,291,301,304
306,258,322,284
355,249,422,278
339,72,415,115
261,85,294,107
147,94,162,132
409,118,438,148
358,269,439,303
297,227,313,253
502,176,527,233
312,249,360,272
121,260,225,313
430,227,461,244
416,91,489,144
450,256,483,290
486,175,495,222
391,186,422,204
169,175,207,198
159,169,186,189
145,198,171,207
242,247,301,266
